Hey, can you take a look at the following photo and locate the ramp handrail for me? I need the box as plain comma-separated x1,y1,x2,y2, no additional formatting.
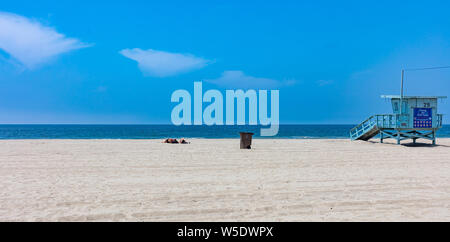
350,115,377,140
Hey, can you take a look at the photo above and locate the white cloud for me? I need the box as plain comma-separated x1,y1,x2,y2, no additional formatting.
119,48,210,77
0,12,90,69
205,70,294,89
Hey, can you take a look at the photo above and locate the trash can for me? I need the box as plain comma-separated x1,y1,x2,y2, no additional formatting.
240,132,254,149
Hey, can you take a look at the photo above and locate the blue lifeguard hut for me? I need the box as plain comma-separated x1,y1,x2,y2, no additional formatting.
350,69,447,144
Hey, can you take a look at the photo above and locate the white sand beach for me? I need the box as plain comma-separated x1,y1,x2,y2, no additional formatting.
0,138,449,221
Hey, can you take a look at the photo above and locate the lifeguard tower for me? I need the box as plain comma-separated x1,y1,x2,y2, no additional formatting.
350,68,447,145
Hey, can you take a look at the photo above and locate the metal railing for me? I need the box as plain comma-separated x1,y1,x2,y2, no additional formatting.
437,114,443,128
374,114,403,128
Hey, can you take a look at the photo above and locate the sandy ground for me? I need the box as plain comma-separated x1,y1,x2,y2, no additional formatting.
0,138,449,221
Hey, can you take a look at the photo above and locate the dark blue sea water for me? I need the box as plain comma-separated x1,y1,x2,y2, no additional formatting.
0,125,449,139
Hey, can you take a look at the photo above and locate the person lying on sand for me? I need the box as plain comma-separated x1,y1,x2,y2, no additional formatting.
163,138,179,144
180,138,190,144
162,138,190,144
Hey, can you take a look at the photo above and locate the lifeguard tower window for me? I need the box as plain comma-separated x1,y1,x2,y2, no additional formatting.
393,102,399,112
350,95,446,145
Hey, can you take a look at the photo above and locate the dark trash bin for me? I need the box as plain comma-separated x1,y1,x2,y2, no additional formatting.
240,132,254,149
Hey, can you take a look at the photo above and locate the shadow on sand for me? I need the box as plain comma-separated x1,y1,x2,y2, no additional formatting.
401,142,450,148
366,140,450,148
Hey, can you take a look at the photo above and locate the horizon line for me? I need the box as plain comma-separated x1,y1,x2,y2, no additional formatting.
0,123,361,125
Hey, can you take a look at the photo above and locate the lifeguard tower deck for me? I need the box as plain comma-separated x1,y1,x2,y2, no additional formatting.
350,95,446,144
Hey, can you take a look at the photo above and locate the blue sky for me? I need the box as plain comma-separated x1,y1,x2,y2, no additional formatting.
0,0,449,124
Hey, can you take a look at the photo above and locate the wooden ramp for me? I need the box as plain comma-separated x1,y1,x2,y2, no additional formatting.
356,125,380,140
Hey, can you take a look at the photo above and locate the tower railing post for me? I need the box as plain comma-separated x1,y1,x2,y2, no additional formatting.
380,131,383,143
432,130,436,145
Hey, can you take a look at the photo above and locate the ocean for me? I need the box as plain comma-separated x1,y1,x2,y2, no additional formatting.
0,124,449,139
